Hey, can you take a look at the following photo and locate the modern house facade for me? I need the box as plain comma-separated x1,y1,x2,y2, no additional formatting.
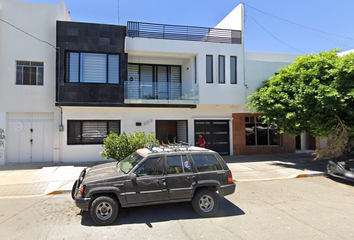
0,0,306,165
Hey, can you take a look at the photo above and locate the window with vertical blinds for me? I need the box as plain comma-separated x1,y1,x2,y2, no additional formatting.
206,55,213,83
67,120,120,145
218,55,225,84
67,52,120,84
230,56,237,84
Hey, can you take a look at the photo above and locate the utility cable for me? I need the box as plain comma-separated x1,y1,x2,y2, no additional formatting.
244,3,354,41
0,18,58,50
245,10,306,54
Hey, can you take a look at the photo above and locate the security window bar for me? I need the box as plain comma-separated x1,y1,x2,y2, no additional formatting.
16,61,44,85
230,56,237,84
206,55,213,83
245,117,280,146
218,55,225,84
67,120,120,145
67,52,119,84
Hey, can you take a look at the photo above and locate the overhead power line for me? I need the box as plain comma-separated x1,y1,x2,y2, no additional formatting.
244,4,354,41
0,18,57,50
245,10,306,54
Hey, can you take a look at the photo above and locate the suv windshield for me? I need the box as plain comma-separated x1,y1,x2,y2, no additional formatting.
120,152,144,174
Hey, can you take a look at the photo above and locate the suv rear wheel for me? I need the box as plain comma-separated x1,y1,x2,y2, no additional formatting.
192,189,219,217
90,195,119,225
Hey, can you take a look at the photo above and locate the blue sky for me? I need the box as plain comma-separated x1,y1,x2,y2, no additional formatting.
17,0,354,54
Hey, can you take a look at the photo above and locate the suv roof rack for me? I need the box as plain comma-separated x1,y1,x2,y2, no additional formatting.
145,141,209,153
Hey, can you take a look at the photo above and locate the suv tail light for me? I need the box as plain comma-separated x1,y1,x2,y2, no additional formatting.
227,172,233,183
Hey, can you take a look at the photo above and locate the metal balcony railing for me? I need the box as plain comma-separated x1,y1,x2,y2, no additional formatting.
124,81,199,104
127,21,242,44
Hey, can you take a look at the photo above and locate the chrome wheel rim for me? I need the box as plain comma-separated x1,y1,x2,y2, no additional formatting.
95,202,112,220
199,195,214,212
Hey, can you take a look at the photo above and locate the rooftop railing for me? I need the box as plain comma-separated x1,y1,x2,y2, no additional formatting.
127,21,242,44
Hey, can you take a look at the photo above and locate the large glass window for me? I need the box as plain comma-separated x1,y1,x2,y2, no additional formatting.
16,61,44,85
206,55,213,83
218,55,225,84
230,56,237,84
67,120,120,145
245,117,280,146
127,64,181,100
67,52,120,84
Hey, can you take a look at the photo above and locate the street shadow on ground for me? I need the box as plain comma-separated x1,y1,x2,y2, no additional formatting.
326,175,354,187
269,158,327,172
80,197,244,227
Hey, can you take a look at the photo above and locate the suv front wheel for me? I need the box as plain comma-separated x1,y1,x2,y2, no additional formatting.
192,189,219,217
90,195,119,225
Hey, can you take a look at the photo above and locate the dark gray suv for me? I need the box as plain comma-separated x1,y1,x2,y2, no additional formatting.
72,145,236,225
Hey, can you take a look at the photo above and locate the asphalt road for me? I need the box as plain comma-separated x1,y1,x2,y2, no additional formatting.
0,176,353,240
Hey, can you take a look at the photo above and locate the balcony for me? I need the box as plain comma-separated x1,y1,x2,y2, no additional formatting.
127,21,242,44
124,81,199,104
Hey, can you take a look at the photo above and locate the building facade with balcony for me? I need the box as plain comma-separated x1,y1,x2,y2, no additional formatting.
54,3,299,163
0,1,300,165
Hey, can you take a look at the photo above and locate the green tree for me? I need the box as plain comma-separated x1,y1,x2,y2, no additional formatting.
247,49,354,159
100,130,159,161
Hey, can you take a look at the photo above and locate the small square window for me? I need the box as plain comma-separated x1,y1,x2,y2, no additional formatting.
16,61,44,85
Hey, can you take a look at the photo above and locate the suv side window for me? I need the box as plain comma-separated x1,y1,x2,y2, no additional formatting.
167,155,192,174
135,157,164,177
191,154,222,172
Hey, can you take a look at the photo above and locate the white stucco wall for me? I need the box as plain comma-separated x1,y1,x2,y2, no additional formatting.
0,0,70,164
126,37,245,106
60,104,242,162
244,51,299,101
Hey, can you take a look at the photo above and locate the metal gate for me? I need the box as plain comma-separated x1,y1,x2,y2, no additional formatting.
7,113,54,163
194,120,230,155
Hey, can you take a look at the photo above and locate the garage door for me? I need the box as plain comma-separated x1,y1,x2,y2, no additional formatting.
194,120,229,155
7,113,54,163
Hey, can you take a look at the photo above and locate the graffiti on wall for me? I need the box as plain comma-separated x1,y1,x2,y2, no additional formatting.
0,128,5,148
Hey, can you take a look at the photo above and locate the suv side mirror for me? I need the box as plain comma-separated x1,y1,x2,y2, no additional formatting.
130,173,137,182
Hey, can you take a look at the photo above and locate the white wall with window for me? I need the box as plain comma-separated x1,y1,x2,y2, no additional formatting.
0,0,70,165
59,104,241,162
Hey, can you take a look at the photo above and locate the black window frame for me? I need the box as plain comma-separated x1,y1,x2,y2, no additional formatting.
127,63,182,83
166,155,192,174
245,117,281,146
218,55,225,84
230,56,237,84
66,51,120,84
16,61,44,86
67,120,120,145
206,55,213,83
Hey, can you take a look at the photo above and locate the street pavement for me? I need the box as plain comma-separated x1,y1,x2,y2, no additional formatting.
0,152,327,198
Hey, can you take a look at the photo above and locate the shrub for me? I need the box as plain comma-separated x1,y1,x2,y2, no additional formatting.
101,130,159,161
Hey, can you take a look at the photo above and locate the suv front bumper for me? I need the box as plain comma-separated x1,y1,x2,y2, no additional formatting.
75,197,91,211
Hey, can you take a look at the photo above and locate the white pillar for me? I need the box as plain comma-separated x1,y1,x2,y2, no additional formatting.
0,112,6,165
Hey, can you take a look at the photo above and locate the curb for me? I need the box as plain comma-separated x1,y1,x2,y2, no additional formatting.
233,171,325,182
46,189,71,195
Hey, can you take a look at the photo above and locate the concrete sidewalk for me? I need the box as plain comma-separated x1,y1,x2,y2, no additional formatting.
0,152,327,198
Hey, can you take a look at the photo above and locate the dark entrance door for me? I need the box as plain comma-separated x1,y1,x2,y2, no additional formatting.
194,120,230,155
156,120,188,144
